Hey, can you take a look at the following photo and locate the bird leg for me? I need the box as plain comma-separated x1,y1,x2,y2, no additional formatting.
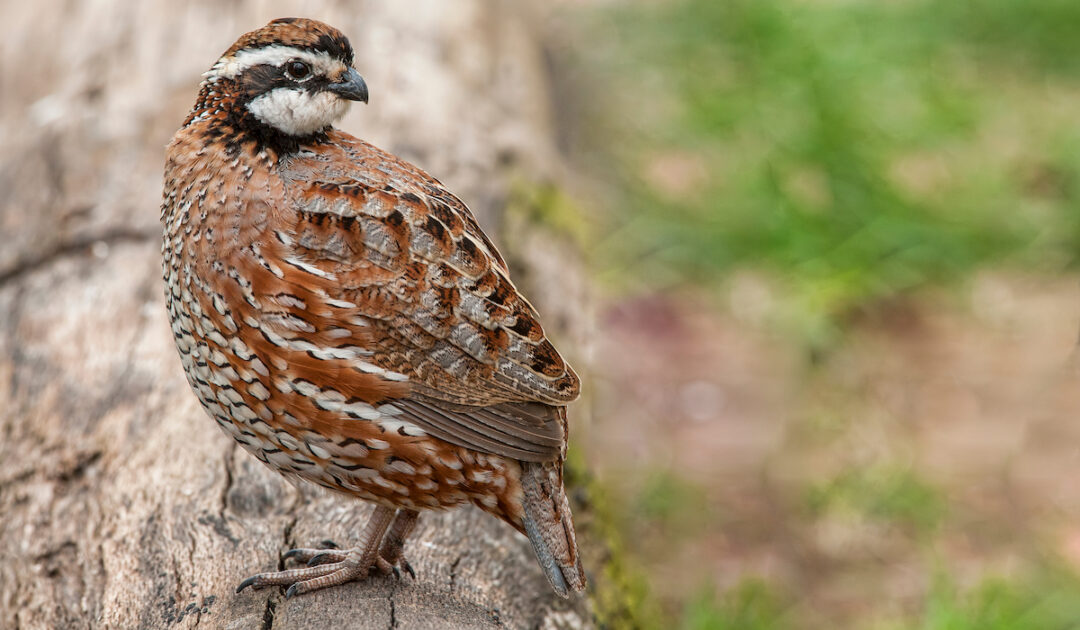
237,504,395,598
279,508,420,577
377,508,419,579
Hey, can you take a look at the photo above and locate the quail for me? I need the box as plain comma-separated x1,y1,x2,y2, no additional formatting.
161,17,585,598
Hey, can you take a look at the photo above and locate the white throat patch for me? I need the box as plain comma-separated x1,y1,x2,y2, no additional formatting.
246,88,351,136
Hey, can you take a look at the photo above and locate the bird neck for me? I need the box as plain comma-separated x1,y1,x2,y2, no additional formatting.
183,78,331,157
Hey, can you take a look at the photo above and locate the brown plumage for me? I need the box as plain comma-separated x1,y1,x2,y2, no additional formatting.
161,17,585,598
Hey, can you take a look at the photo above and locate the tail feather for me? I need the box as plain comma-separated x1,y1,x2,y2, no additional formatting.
520,460,586,597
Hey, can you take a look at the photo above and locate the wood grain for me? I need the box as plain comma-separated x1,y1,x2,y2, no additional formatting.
0,1,592,627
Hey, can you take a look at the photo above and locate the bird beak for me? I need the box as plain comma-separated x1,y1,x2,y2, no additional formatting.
328,68,368,103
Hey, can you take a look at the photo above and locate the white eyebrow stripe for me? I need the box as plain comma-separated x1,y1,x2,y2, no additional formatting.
208,45,343,80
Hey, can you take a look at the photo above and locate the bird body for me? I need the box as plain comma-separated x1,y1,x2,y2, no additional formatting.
161,17,584,598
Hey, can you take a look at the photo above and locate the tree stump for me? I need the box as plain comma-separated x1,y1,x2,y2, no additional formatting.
0,1,592,627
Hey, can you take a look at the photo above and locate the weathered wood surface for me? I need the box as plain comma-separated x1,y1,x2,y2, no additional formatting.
0,1,592,628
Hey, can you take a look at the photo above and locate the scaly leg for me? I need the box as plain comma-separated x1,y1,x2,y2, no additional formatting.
237,505,395,598
282,508,420,579
377,509,419,578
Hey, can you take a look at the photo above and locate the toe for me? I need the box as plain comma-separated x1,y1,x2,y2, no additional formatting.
307,552,341,567
283,548,314,563
373,556,395,576
283,547,347,566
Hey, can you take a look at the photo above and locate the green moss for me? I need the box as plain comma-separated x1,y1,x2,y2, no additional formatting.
505,178,591,247
564,445,665,629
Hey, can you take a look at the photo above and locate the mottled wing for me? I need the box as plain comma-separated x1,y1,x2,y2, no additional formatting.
274,131,578,461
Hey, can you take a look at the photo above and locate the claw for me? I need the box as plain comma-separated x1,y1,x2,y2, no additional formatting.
373,556,394,576
307,552,334,567
402,559,416,580
282,549,307,563
236,576,258,593
319,539,339,549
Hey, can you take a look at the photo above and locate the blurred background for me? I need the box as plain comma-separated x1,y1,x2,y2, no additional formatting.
3,0,1080,628
549,0,1080,628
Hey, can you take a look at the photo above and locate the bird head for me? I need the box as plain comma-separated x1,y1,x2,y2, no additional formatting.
201,18,367,138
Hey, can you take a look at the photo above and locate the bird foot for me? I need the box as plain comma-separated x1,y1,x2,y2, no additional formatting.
235,507,422,597
238,544,417,597
282,544,414,578
237,548,380,597
237,506,399,597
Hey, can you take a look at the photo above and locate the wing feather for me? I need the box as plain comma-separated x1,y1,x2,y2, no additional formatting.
274,131,578,461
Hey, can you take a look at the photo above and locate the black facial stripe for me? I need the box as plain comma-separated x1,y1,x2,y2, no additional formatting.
236,64,333,102
239,64,291,94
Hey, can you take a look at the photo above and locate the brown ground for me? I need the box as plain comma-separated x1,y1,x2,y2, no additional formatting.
583,272,1080,626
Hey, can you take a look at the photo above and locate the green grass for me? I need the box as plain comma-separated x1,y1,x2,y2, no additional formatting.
807,465,947,535
583,0,1080,339
899,567,1080,630
635,469,715,539
568,3,1080,625
668,567,1080,630
617,567,1080,630
682,580,788,630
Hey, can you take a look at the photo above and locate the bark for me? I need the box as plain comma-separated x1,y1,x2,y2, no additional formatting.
0,1,592,628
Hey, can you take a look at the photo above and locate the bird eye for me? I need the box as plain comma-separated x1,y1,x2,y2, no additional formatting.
285,60,311,80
